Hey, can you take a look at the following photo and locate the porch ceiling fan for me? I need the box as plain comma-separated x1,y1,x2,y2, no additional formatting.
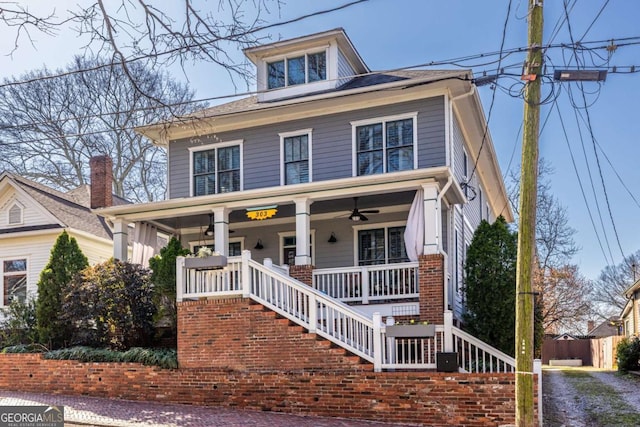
348,197,379,222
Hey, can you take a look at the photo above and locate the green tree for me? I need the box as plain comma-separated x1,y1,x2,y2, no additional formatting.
62,259,156,350
148,237,189,341
463,216,518,356
36,231,88,348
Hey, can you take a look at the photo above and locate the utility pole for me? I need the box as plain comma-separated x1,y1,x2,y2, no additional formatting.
516,0,543,426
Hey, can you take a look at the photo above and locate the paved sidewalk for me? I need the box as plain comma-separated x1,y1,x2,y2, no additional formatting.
0,390,414,427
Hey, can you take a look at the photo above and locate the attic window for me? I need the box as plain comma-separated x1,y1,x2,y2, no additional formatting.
8,203,23,225
267,51,327,89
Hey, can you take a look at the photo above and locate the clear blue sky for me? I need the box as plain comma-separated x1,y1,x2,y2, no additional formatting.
2,0,639,281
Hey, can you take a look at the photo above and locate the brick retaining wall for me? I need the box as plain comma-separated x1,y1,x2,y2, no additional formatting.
0,353,523,426
0,297,538,426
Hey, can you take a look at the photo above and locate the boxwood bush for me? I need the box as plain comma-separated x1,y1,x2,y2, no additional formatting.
616,336,640,372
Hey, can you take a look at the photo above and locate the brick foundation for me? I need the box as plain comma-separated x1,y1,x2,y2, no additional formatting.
0,353,532,426
289,264,314,286
419,253,445,324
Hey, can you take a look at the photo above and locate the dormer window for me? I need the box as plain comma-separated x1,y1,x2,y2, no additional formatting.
244,29,369,102
8,203,23,225
267,51,327,89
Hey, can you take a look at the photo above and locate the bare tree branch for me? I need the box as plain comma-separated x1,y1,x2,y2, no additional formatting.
0,56,204,202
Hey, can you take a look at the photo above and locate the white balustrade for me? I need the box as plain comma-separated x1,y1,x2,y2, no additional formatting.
313,262,419,304
452,326,516,373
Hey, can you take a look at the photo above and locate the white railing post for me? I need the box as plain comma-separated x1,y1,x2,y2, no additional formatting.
176,256,185,302
241,250,251,297
373,312,382,372
534,359,543,427
361,267,369,304
444,310,454,352
308,294,317,332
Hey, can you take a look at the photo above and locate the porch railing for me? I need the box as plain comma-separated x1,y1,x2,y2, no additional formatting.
379,325,445,370
176,252,518,374
452,326,516,373
312,262,419,304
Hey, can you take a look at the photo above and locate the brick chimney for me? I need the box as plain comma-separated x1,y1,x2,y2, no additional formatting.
90,155,113,209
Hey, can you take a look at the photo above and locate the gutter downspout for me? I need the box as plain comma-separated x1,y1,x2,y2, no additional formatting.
435,175,454,351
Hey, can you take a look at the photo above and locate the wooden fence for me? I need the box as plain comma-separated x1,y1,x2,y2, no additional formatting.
542,335,624,369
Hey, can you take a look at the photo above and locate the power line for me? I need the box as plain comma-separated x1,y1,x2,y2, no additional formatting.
464,0,513,190
562,0,626,262
554,100,613,268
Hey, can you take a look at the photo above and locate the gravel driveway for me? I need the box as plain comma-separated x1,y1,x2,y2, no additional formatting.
543,367,640,426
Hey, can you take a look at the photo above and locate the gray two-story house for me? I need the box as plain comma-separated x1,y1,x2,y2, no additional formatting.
97,28,513,371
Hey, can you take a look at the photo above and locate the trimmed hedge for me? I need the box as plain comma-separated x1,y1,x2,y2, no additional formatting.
1,346,179,369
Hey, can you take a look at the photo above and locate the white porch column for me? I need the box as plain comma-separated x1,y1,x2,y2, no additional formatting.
213,207,230,256
294,198,312,265
113,218,129,261
422,181,441,255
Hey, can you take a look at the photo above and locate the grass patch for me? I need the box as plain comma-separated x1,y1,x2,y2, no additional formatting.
563,370,640,426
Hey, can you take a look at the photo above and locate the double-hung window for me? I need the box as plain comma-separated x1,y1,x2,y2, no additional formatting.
2,259,27,306
280,129,312,185
191,141,242,196
267,51,327,89
357,225,408,266
353,113,417,176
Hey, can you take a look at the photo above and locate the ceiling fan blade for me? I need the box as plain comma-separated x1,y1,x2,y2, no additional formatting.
360,209,380,214
360,213,369,221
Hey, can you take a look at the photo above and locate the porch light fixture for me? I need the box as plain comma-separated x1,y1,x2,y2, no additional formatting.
328,232,337,243
553,69,607,82
204,213,234,236
254,239,264,250
205,214,214,236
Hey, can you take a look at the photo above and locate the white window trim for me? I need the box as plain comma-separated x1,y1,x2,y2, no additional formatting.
278,230,315,266
7,201,24,226
263,46,329,89
279,128,313,186
351,112,419,177
188,237,245,255
188,140,244,197
352,220,407,266
0,257,28,307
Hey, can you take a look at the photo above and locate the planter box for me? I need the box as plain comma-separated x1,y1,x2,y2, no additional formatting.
385,324,435,338
184,255,228,270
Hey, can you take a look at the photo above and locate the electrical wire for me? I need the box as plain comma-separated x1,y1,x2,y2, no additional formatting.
554,100,613,268
464,0,513,191
563,0,626,261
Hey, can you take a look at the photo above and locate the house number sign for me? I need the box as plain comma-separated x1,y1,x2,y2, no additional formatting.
246,205,278,220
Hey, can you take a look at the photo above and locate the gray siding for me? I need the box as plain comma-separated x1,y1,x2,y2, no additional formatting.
179,210,408,269
169,97,446,198
452,114,483,230
337,49,356,87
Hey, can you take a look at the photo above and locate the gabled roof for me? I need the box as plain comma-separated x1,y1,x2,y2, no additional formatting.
586,317,621,337
624,278,640,299
0,172,113,240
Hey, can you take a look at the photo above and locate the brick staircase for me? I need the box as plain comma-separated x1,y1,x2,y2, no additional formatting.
177,297,372,371
249,301,373,371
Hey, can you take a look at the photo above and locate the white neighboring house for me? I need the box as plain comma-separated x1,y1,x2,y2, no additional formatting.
0,157,125,308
